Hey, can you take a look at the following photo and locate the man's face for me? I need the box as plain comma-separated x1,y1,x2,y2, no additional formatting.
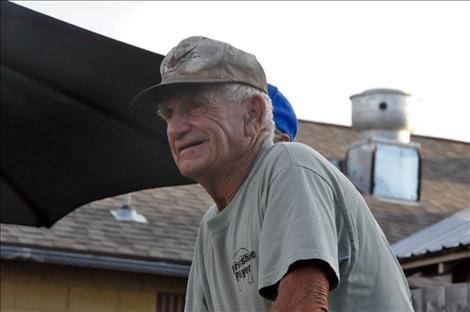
159,87,248,180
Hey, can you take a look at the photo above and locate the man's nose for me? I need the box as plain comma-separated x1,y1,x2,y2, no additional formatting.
167,113,192,139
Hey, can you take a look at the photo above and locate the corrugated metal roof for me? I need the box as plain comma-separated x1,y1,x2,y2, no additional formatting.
392,208,470,259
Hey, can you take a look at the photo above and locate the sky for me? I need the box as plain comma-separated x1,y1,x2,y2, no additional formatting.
15,1,470,142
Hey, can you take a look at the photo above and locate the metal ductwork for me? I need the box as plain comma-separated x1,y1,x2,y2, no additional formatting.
346,89,421,203
350,88,414,143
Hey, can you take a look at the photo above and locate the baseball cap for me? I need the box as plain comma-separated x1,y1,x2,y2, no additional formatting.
132,36,267,106
268,84,298,141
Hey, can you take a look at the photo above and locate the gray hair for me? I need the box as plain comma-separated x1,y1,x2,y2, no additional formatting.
209,83,275,144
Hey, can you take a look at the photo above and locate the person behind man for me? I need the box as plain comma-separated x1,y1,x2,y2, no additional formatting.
269,83,297,143
133,36,412,312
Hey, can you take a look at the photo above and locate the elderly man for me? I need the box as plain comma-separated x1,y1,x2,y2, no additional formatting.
134,36,412,312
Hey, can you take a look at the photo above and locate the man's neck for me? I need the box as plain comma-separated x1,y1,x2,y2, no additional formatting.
198,141,265,211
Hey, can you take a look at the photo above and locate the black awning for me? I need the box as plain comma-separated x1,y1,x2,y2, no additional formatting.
1,2,192,227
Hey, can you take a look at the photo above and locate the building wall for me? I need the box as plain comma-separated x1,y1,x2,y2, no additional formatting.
1,260,187,312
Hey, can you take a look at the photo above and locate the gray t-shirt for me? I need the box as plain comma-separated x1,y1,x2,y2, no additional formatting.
185,142,412,312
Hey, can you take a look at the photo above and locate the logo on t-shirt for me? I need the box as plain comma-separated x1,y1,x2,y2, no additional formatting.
232,248,257,291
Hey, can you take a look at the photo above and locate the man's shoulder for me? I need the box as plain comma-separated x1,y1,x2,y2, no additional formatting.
269,141,315,153
261,142,347,192
265,142,328,169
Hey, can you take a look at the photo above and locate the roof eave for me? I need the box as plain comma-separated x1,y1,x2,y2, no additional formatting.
0,244,190,278
398,245,470,270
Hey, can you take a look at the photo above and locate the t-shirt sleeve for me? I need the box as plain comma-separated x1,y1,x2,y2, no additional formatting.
258,164,340,299
184,230,209,312
184,262,208,312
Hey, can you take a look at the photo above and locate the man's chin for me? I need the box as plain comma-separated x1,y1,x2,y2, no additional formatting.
177,164,204,181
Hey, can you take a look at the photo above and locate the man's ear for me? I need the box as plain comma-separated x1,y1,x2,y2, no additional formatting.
244,95,266,137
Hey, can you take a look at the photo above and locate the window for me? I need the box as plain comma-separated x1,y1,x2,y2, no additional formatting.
345,138,421,203
156,292,185,312
373,143,420,201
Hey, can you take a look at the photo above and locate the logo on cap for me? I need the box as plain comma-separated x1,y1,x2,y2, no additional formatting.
164,43,200,73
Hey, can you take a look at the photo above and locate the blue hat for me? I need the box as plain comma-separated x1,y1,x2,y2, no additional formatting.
268,83,298,141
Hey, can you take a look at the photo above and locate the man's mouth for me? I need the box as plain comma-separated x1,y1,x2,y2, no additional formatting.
179,140,205,154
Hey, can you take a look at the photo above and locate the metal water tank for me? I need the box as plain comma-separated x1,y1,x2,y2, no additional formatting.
350,89,414,143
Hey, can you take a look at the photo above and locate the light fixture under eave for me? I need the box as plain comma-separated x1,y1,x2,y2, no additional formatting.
111,193,147,223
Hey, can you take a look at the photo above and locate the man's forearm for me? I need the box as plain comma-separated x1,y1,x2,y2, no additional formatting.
270,262,329,312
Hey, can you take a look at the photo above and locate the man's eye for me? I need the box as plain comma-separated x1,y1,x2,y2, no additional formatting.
188,102,205,116
158,108,173,121
165,110,174,120
190,102,203,109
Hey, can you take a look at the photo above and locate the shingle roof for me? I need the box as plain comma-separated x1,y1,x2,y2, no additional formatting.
392,208,470,259
1,120,469,265
1,184,212,264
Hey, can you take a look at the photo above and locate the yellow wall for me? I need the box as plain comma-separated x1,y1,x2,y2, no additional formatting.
1,260,187,312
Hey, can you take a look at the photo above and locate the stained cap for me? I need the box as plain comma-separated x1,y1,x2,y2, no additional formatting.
132,36,267,105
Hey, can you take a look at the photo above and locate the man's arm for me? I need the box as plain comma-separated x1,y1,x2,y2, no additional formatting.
270,261,330,312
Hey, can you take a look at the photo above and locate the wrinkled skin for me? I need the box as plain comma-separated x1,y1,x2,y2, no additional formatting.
160,86,266,209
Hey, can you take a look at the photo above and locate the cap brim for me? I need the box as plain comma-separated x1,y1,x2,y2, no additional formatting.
130,80,218,107
131,79,269,108
130,83,165,107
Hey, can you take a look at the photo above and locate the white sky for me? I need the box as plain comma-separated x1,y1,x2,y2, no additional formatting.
15,1,470,142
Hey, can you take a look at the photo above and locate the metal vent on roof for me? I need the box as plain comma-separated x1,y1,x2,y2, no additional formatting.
346,137,421,202
329,159,343,172
346,89,421,202
350,88,414,143
110,193,147,223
